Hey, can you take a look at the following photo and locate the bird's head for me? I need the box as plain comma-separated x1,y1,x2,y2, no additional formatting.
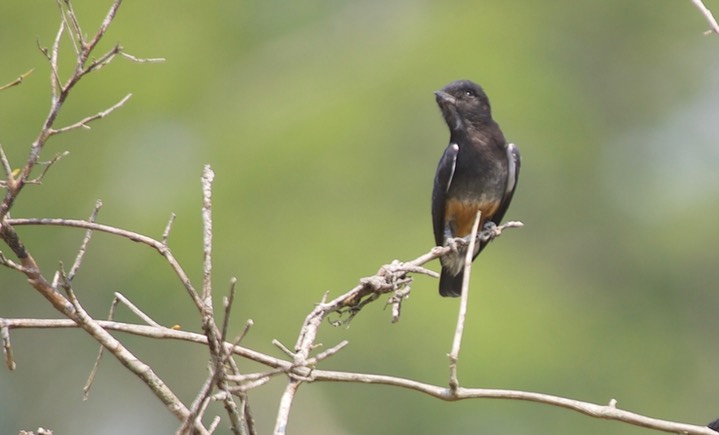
434,80,493,131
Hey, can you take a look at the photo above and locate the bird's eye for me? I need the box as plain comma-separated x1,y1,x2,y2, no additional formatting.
464,90,475,98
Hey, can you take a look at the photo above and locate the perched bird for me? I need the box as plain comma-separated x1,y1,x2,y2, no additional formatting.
431,80,520,297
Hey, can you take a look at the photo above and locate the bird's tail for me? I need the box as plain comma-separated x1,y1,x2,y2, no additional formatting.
439,268,464,297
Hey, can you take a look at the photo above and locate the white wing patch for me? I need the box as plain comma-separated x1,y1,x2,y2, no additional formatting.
505,143,518,196
446,143,459,193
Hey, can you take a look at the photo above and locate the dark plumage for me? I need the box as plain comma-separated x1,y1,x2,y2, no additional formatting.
431,80,520,297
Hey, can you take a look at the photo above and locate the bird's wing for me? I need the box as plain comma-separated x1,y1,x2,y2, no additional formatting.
491,142,521,225
432,143,459,246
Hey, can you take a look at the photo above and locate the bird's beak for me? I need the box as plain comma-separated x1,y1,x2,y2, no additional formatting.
434,90,456,105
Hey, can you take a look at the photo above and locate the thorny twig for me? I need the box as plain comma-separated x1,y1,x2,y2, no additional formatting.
271,219,522,435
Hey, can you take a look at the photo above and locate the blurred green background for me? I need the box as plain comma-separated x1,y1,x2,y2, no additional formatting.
1,1,719,434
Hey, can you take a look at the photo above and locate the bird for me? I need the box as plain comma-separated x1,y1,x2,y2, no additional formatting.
431,79,520,297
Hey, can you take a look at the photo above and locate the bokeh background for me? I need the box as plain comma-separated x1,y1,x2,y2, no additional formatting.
1,1,719,434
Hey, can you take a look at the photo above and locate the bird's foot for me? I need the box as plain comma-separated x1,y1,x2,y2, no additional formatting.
446,237,468,253
479,221,498,243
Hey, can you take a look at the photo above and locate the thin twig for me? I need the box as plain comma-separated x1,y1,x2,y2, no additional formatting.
0,69,34,92
207,416,222,434
201,165,214,303
3,312,715,434
82,0,123,62
120,52,166,63
0,1,203,428
237,320,253,345
114,292,162,327
307,369,717,435
223,375,274,394
691,0,719,35
195,165,245,435
83,295,122,400
7,217,206,309
48,20,64,100
271,217,521,432
57,0,83,51
273,340,295,358
0,318,285,368
178,368,216,435
448,210,481,391
49,94,132,135
67,200,102,281
81,44,122,76
26,151,70,185
221,278,238,344
226,369,285,387
273,380,301,435
162,213,176,245
0,251,28,272
0,145,14,182
307,340,348,365
1,320,15,370
65,274,204,431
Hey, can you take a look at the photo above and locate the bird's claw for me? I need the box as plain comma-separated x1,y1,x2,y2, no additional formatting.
446,237,468,253
479,221,499,243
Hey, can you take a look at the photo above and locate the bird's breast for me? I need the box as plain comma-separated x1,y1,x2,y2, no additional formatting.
443,198,500,238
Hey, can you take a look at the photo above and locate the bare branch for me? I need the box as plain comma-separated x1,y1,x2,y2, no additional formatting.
56,0,83,51
307,340,348,365
235,319,254,344
0,250,30,273
272,340,295,358
309,369,717,434
48,20,64,99
162,213,176,245
82,0,123,62
448,210,482,391
26,151,70,185
7,217,206,309
120,52,166,63
1,319,15,370
67,200,102,281
49,94,132,135
83,294,121,399
84,291,163,399
0,144,14,182
691,0,719,35
387,285,411,323
81,45,123,76
178,368,217,435
201,165,214,302
187,165,248,435
0,0,159,223
207,416,222,434
221,278,238,344
0,69,34,92
55,263,206,431
114,292,162,327
226,369,284,389
3,297,715,435
273,380,300,435
0,317,286,369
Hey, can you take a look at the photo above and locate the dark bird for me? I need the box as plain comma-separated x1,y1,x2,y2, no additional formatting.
431,80,520,297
